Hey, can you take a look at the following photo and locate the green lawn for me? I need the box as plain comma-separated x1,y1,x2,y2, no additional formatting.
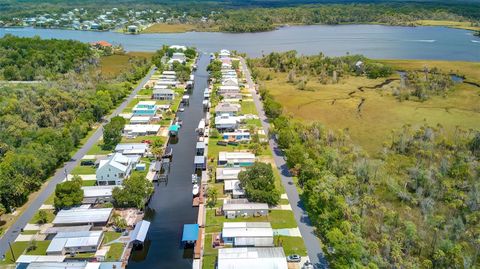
71,165,96,175
82,180,97,187
44,193,55,205
202,254,217,269
275,236,308,256
29,210,55,224
104,231,122,244
121,135,165,144
240,100,257,115
106,243,124,261
0,241,51,264
205,209,297,233
87,140,112,155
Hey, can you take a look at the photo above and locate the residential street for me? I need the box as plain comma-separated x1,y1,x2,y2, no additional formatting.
240,58,328,269
0,67,157,260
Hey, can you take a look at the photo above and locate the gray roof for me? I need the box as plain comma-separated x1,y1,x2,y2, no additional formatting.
115,143,148,152
194,156,205,164
218,247,287,269
53,207,112,225
44,225,92,235
130,220,150,243
196,141,205,149
153,88,174,95
215,103,239,113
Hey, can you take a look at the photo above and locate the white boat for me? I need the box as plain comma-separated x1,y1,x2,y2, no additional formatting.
192,184,199,196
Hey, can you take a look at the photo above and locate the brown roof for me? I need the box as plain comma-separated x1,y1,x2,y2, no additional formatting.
91,40,112,47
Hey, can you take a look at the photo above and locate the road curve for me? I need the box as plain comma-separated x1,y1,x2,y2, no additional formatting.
0,67,157,260
239,58,329,269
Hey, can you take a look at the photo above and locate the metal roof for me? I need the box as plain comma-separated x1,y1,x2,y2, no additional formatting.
115,143,148,152
196,142,205,149
26,262,101,269
182,224,199,242
218,247,287,269
53,207,112,225
16,255,65,264
81,186,116,198
44,225,92,235
222,222,273,238
194,156,205,164
130,220,150,243
47,231,103,253
216,167,244,180
222,199,269,211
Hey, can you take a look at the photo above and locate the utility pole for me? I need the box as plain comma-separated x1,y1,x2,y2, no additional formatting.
8,242,15,262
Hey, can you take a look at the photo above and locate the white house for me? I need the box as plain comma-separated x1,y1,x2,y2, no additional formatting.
81,186,116,204
218,151,255,166
114,143,149,156
123,124,161,137
222,78,239,87
222,199,268,218
152,88,175,100
169,52,186,64
130,116,152,124
222,222,274,247
224,180,245,198
96,153,135,185
215,102,240,116
218,85,240,94
46,231,104,255
52,207,113,227
217,247,287,269
216,167,245,182
214,114,240,131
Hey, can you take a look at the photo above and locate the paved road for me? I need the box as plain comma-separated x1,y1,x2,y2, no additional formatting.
240,58,329,269
127,54,208,269
0,67,157,260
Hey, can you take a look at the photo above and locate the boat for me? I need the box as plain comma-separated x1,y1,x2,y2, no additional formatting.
192,184,199,196
192,174,198,184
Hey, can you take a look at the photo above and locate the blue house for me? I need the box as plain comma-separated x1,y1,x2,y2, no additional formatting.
133,101,157,116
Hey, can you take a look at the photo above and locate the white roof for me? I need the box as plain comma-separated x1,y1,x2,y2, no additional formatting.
137,100,156,106
153,84,170,90
223,199,268,211
115,143,148,152
98,153,130,173
222,222,273,238
162,70,177,75
216,167,244,180
130,116,151,123
218,247,287,269
224,180,245,196
26,262,101,269
215,115,240,126
130,220,150,243
16,255,65,264
196,141,205,149
81,186,116,198
47,231,103,253
53,207,112,225
219,85,240,91
218,151,255,162
124,124,161,134
194,156,205,164
153,88,174,95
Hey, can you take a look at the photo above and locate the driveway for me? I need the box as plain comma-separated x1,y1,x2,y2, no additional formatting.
0,67,157,260
240,58,328,269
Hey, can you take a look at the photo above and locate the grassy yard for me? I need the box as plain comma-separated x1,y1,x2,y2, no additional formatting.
71,165,96,175
240,100,257,115
106,243,125,261
143,23,199,33
202,254,217,269
121,135,165,144
260,63,480,154
100,52,154,79
86,140,112,155
0,241,51,264
104,231,122,243
28,210,55,224
275,236,308,256
205,209,297,233
82,180,97,187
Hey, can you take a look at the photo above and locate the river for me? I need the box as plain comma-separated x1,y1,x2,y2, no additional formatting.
0,24,479,60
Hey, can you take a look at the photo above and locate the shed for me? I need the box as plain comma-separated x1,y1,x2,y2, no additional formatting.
182,224,199,244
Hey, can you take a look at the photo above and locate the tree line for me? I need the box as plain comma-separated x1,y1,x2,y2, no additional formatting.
0,36,151,215
0,35,95,81
249,57,480,268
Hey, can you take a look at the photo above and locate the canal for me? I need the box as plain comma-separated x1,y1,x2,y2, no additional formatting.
128,53,209,269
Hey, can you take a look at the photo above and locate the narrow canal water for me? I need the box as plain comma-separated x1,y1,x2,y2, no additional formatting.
128,53,209,269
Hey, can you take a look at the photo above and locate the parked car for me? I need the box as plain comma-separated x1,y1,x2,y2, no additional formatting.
287,254,301,263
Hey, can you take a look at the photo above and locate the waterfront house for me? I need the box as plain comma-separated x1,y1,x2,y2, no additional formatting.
224,180,245,198
220,92,242,102
222,78,239,87
81,186,116,204
214,114,240,131
123,124,161,137
219,49,231,58
130,116,152,124
152,88,175,100
96,153,135,185
221,222,274,247
222,199,268,218
46,231,104,255
218,152,255,167
218,85,240,94
216,167,245,182
215,102,240,116
217,247,287,269
115,143,149,156
156,79,179,87
132,101,157,116
222,130,251,142
169,52,187,64
52,207,113,227
162,70,177,76
196,141,205,156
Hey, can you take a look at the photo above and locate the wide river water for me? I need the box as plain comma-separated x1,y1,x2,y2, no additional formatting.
1,24,479,60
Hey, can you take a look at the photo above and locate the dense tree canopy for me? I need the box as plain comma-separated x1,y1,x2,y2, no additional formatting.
112,173,154,209
238,162,280,206
250,58,480,268
0,35,94,81
103,116,126,150
54,176,83,210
